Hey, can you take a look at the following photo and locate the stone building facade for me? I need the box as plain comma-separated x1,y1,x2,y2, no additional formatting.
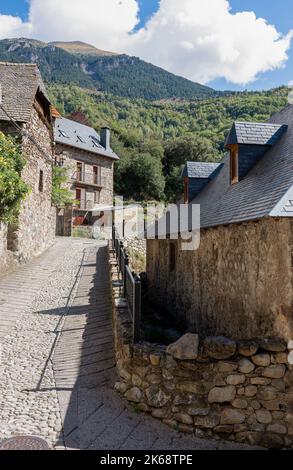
147,218,293,341
0,63,56,272
54,116,118,227
146,105,293,342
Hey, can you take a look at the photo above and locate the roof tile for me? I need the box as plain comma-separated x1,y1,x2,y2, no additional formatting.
0,62,47,123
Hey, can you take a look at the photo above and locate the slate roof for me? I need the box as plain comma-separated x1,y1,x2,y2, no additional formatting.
0,62,48,123
54,117,119,160
182,162,221,179
225,121,287,147
189,105,293,229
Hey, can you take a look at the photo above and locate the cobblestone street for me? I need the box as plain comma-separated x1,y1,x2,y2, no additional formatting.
0,238,256,450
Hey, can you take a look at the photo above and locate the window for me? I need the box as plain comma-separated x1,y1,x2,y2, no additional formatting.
76,162,83,181
93,166,101,185
76,188,82,208
94,191,100,204
39,170,44,192
169,242,176,273
55,157,65,167
230,144,239,184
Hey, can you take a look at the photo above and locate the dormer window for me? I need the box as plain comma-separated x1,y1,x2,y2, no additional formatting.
230,144,239,185
225,121,288,184
181,162,221,202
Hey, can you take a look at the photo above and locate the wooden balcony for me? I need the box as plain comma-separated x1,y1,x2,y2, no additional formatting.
72,170,103,188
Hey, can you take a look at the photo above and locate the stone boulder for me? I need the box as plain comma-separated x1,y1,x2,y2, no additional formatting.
203,336,237,360
146,386,171,408
238,358,255,374
238,340,259,357
221,409,245,425
208,385,236,403
251,353,271,367
166,333,199,360
262,364,286,379
125,387,143,403
259,338,287,352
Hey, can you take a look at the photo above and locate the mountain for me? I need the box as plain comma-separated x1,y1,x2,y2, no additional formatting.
47,83,288,201
50,41,117,57
0,38,217,100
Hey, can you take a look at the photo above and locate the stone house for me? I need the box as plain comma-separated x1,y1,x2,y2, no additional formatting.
53,115,119,227
147,104,293,341
0,62,56,271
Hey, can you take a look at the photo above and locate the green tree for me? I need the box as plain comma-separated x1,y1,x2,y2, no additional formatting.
163,135,221,202
115,153,165,201
0,132,28,223
52,165,76,207
47,83,288,203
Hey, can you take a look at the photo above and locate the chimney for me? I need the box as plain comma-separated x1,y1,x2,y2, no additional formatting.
101,127,110,151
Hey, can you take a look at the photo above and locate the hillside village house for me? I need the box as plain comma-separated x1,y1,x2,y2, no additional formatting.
53,114,118,228
0,62,55,271
147,104,293,342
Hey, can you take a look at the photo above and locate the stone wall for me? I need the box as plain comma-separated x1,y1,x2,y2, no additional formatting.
0,223,16,275
8,107,56,261
55,144,114,208
0,107,55,266
147,217,293,341
109,251,293,449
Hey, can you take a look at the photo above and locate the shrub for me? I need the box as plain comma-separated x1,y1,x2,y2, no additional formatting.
52,165,76,207
0,132,29,223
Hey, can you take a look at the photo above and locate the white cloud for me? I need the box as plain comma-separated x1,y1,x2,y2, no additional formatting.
127,0,293,85
0,0,292,85
0,14,30,38
0,0,139,50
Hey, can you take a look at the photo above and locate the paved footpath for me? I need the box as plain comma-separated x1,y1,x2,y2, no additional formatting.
0,238,256,450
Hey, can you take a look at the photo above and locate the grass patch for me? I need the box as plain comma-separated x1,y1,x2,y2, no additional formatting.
72,226,94,239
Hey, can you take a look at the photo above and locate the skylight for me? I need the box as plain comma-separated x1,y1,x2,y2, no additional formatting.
77,135,86,143
91,136,102,148
59,129,69,138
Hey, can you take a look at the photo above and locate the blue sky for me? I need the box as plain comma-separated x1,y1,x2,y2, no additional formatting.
0,0,292,91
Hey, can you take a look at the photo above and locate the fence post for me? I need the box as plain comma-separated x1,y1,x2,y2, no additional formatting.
133,276,141,342
112,224,115,251
124,253,129,298
119,241,123,274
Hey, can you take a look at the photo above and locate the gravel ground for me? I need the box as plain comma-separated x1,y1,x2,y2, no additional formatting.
0,238,97,448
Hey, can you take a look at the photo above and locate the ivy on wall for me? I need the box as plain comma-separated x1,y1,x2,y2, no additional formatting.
0,132,29,223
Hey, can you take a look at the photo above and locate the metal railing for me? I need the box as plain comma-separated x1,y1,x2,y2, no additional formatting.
112,225,141,342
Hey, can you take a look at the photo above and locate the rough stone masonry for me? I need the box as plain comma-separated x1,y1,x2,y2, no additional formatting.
110,252,293,450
